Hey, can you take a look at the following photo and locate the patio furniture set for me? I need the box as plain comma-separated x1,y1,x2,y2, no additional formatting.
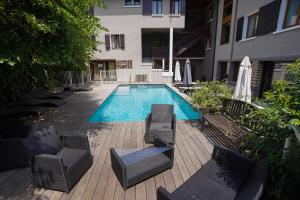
0,102,268,199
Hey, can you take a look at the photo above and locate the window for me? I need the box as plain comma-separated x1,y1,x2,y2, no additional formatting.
153,0,162,15
208,5,214,21
125,0,141,7
246,12,258,38
109,34,125,50
111,35,120,49
221,0,233,44
171,0,180,15
284,0,300,28
206,19,212,49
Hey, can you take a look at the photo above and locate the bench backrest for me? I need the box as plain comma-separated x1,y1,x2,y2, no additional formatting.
222,99,255,120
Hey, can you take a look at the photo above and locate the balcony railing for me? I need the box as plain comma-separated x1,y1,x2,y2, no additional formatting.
152,47,169,59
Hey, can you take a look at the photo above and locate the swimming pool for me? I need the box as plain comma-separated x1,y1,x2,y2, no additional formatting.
89,84,200,123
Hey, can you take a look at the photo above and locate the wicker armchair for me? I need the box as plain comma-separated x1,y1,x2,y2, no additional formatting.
25,126,93,192
110,136,174,190
145,104,176,144
157,145,268,200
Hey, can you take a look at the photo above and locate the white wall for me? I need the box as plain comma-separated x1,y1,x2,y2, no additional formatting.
93,0,185,69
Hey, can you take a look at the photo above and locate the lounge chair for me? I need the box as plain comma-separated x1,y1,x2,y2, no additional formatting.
157,145,268,200
64,85,93,92
145,104,176,144
0,118,32,171
110,136,174,190
0,106,47,117
26,126,93,192
22,94,65,107
29,88,72,99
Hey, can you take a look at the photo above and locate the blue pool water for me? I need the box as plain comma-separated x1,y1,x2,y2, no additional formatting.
89,85,200,122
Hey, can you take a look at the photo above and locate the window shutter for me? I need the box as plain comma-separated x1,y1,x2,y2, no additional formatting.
170,0,174,14
105,34,110,51
180,0,186,15
236,17,244,41
143,0,152,15
120,34,125,50
256,0,281,36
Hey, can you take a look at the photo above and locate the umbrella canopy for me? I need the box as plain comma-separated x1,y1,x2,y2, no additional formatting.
233,56,252,103
183,59,192,87
174,61,182,82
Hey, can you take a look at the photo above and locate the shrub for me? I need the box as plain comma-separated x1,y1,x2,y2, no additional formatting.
191,81,232,112
241,59,300,199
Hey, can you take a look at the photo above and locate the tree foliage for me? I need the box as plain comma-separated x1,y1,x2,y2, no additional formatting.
241,59,300,199
0,0,106,101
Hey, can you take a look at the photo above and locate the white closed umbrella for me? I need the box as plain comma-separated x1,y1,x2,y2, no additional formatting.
233,56,252,103
174,61,181,82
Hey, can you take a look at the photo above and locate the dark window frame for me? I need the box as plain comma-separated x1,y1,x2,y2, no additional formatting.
125,0,141,7
246,12,258,38
283,0,300,29
220,0,233,45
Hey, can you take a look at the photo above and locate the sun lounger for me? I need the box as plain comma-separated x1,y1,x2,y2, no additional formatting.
0,106,47,117
29,88,72,99
64,85,93,92
22,94,65,107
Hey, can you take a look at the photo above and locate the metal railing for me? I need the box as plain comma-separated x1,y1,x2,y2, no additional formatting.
99,69,173,84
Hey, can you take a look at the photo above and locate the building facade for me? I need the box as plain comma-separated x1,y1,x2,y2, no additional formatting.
213,0,300,97
90,0,218,82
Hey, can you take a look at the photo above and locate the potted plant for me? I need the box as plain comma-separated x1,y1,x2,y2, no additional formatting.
191,81,232,114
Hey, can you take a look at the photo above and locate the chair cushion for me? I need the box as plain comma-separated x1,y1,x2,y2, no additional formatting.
126,150,171,185
149,123,172,132
57,148,89,169
151,104,174,123
35,126,63,154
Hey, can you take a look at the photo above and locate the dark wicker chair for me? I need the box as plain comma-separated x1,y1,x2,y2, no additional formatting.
145,104,176,144
26,126,93,192
110,136,174,190
157,145,268,200
0,118,32,171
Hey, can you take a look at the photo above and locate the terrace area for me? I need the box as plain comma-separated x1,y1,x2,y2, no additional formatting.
0,84,214,200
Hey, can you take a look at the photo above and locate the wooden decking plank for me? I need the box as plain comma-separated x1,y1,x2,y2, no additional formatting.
145,177,156,200
179,123,208,164
174,138,197,175
0,168,30,199
177,131,201,170
81,127,115,200
69,130,108,200
125,122,137,200
103,124,126,200
169,159,184,188
92,125,121,200
135,122,147,200
172,144,190,182
113,123,131,200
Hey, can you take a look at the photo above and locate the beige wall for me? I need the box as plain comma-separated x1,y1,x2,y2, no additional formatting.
92,0,185,69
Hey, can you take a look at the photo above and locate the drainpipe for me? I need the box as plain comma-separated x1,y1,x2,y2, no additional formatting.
211,0,220,80
230,0,239,60
169,26,174,73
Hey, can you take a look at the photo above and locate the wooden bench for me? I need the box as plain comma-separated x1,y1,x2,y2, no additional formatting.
201,99,255,148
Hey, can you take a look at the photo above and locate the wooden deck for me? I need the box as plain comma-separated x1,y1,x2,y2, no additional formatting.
0,84,214,200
